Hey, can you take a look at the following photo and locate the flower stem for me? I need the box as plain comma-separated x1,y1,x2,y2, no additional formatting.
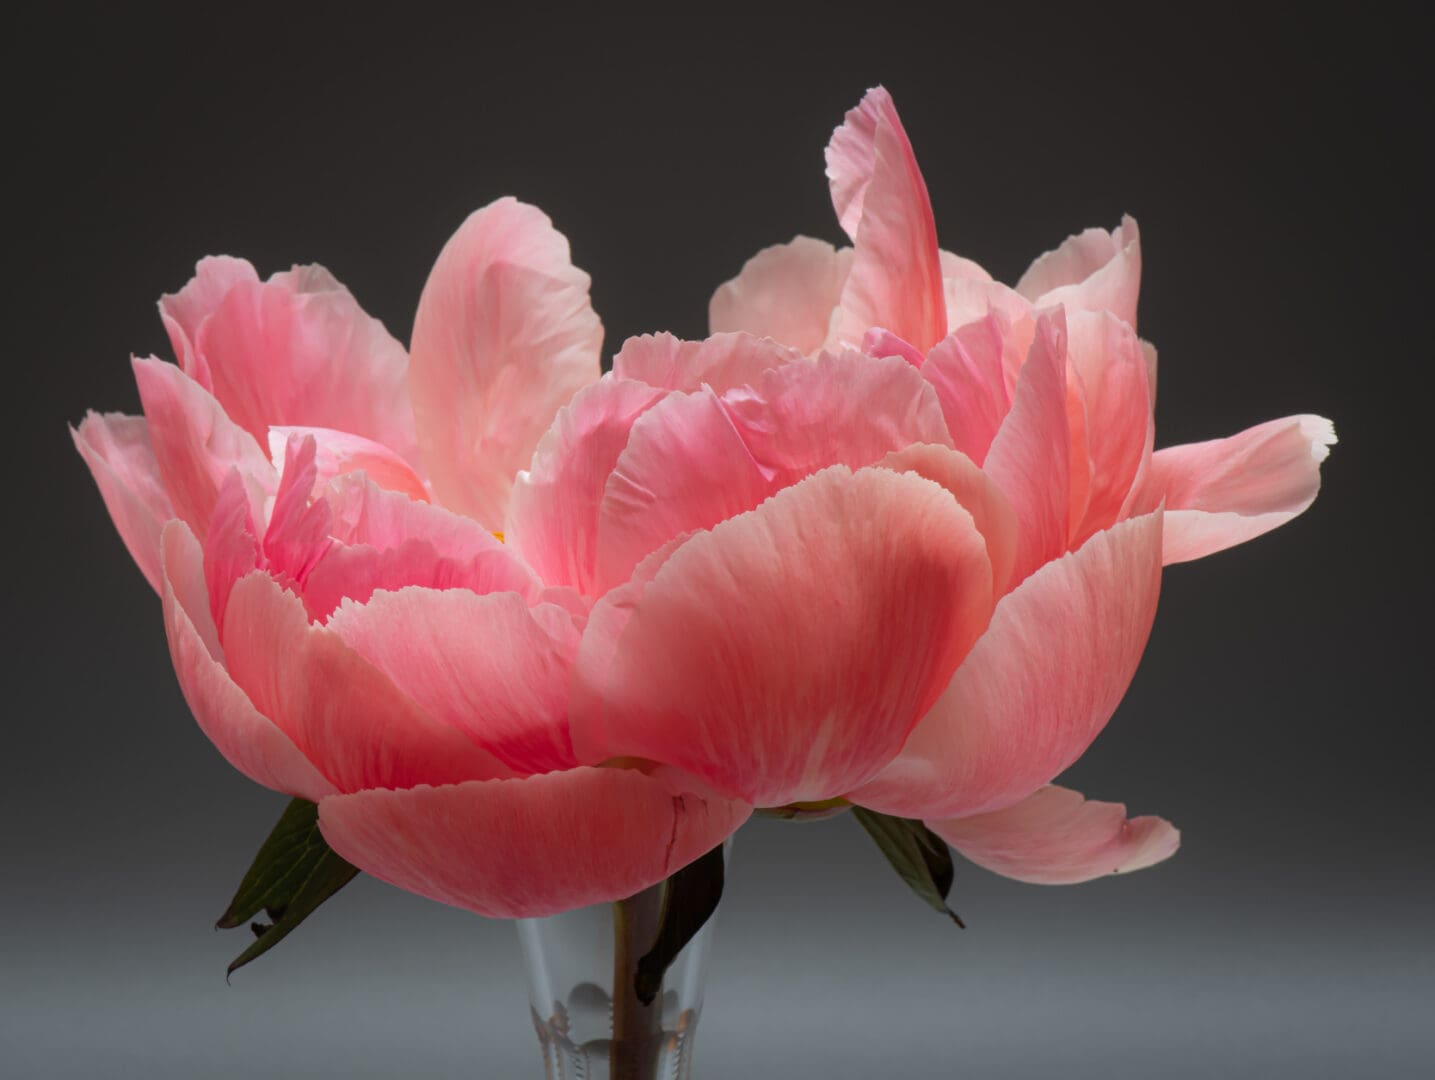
611,886,665,1079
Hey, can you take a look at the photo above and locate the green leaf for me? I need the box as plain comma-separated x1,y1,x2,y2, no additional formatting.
218,797,360,977
852,806,964,927
634,843,726,1006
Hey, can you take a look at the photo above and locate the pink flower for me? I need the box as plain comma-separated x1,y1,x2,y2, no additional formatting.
74,89,1334,919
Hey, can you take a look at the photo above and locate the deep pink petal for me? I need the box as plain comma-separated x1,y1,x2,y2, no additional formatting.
1016,216,1142,328
612,331,803,393
132,356,275,541
831,89,945,351
409,197,603,528
158,256,260,390
160,522,335,801
506,376,667,593
326,588,581,775
318,767,751,919
221,572,514,792
1146,415,1336,564
928,785,1179,885
850,509,1163,820
267,426,429,503
708,237,851,355
982,311,1072,585
71,412,175,592
196,269,417,463
572,465,995,807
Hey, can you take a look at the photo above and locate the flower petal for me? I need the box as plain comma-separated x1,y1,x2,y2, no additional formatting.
221,571,514,792
831,88,945,351
707,237,852,355
318,767,751,919
158,256,260,390
849,509,1162,820
1016,216,1142,329
160,522,335,801
919,312,1029,467
927,785,1179,885
71,412,175,592
409,197,603,528
326,588,581,775
572,465,995,807
267,426,429,503
612,331,803,393
1146,415,1336,564
132,356,275,541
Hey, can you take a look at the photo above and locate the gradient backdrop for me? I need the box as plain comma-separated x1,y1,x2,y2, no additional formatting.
6,7,1430,1077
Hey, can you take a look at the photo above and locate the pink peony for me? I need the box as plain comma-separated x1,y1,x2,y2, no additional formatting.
74,89,1333,918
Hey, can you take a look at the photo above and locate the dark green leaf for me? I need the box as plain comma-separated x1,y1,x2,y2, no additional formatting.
852,807,964,927
634,843,726,1005
218,797,360,977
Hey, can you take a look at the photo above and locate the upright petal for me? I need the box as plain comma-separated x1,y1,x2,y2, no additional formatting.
267,426,429,503
928,785,1179,885
71,412,174,592
572,466,995,808
158,256,260,389
919,313,1022,466
318,767,751,919
326,588,581,775
708,237,852,355
1016,216,1142,329
160,522,335,802
409,197,603,528
1147,415,1336,564
831,88,945,351
612,331,802,394
849,509,1163,820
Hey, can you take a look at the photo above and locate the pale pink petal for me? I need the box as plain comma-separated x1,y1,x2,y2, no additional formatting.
132,356,275,540
302,474,539,620
939,249,993,283
612,331,803,393
919,313,1027,466
1147,415,1336,564
850,509,1163,820
831,89,945,351
572,465,995,807
708,237,852,355
158,256,260,390
221,572,514,792
409,197,603,528
327,589,581,775
160,522,335,801
861,328,925,368
506,377,667,593
982,312,1072,584
318,767,751,919
1065,311,1155,544
71,412,175,592
268,426,429,503
942,278,1033,345
928,785,1179,885
202,471,262,633
262,434,335,588
1016,216,1142,329
196,269,418,463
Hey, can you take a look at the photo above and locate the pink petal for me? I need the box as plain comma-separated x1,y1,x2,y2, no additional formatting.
939,249,994,283
158,256,260,390
572,465,995,807
302,474,539,620
612,331,803,393
708,237,852,355
221,571,514,792
196,268,418,464
267,426,429,503
160,522,335,801
262,434,335,588
942,278,1033,344
71,412,175,592
1146,415,1336,564
831,89,945,352
202,471,262,633
506,376,667,592
919,312,1029,466
593,352,954,593
132,356,275,541
326,588,581,775
928,785,1179,885
318,766,751,919
1016,216,1142,329
982,311,1073,585
409,197,603,528
850,509,1163,820
861,328,925,368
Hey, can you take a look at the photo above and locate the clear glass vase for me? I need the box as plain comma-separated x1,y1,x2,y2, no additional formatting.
516,843,728,1079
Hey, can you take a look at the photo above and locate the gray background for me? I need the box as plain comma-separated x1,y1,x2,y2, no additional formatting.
6,5,1430,1077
